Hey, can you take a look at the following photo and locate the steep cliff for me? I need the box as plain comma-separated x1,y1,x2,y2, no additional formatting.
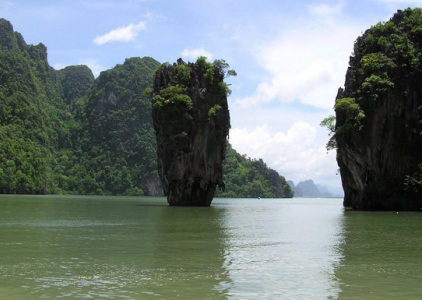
332,8,422,210
0,18,65,193
152,58,232,206
82,57,162,195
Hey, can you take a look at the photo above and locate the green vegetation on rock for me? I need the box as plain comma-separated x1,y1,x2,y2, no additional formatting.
217,144,293,198
323,8,422,210
57,65,94,105
0,18,63,193
0,19,162,195
79,57,161,196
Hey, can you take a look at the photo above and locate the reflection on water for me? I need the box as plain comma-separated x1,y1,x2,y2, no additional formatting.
335,211,422,299
0,195,352,299
219,199,345,299
146,205,230,298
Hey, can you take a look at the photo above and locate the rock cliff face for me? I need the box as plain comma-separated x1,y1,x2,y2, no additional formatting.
152,58,231,206
334,9,422,210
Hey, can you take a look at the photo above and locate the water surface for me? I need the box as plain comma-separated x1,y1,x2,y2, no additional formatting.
0,195,421,299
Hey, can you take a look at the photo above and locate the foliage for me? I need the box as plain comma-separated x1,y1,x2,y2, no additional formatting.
351,8,422,98
320,115,335,135
216,144,293,198
322,8,422,150
321,98,365,150
0,19,62,193
404,164,422,193
360,52,396,75
0,19,161,195
208,104,222,118
73,56,161,195
152,85,192,110
360,74,394,102
56,65,94,105
335,98,365,132
175,64,191,83
212,59,237,78
320,115,337,150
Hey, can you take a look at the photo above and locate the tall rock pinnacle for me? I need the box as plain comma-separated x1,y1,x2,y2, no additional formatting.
152,57,232,206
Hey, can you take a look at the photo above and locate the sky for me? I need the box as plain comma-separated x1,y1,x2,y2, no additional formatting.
2,0,422,193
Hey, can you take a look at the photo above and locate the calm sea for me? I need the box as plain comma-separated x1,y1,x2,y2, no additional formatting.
0,195,421,299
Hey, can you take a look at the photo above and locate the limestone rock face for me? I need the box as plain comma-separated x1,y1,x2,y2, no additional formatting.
334,9,422,210
152,58,230,206
336,90,422,210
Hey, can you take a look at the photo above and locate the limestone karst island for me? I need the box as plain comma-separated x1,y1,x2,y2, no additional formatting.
322,8,422,211
152,58,231,206
2,3,422,299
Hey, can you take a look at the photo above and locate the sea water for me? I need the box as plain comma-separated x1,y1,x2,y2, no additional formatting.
0,195,421,299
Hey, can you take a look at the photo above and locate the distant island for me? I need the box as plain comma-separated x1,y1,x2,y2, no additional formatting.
287,180,343,198
0,18,293,199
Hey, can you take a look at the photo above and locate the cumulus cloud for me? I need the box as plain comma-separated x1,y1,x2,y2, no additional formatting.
94,21,146,45
181,48,213,61
235,2,363,110
229,122,340,187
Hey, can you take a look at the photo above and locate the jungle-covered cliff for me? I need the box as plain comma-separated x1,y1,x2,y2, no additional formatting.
0,18,292,199
325,8,422,210
0,18,69,193
78,57,161,195
0,18,162,195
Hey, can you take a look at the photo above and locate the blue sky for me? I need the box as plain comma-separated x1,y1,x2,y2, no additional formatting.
2,0,422,193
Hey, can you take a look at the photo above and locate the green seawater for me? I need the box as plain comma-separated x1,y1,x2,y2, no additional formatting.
0,195,421,299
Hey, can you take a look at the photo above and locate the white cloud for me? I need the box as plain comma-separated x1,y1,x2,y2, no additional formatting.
230,122,340,187
308,1,346,18
181,48,213,61
94,21,146,45
79,58,105,77
235,2,364,110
